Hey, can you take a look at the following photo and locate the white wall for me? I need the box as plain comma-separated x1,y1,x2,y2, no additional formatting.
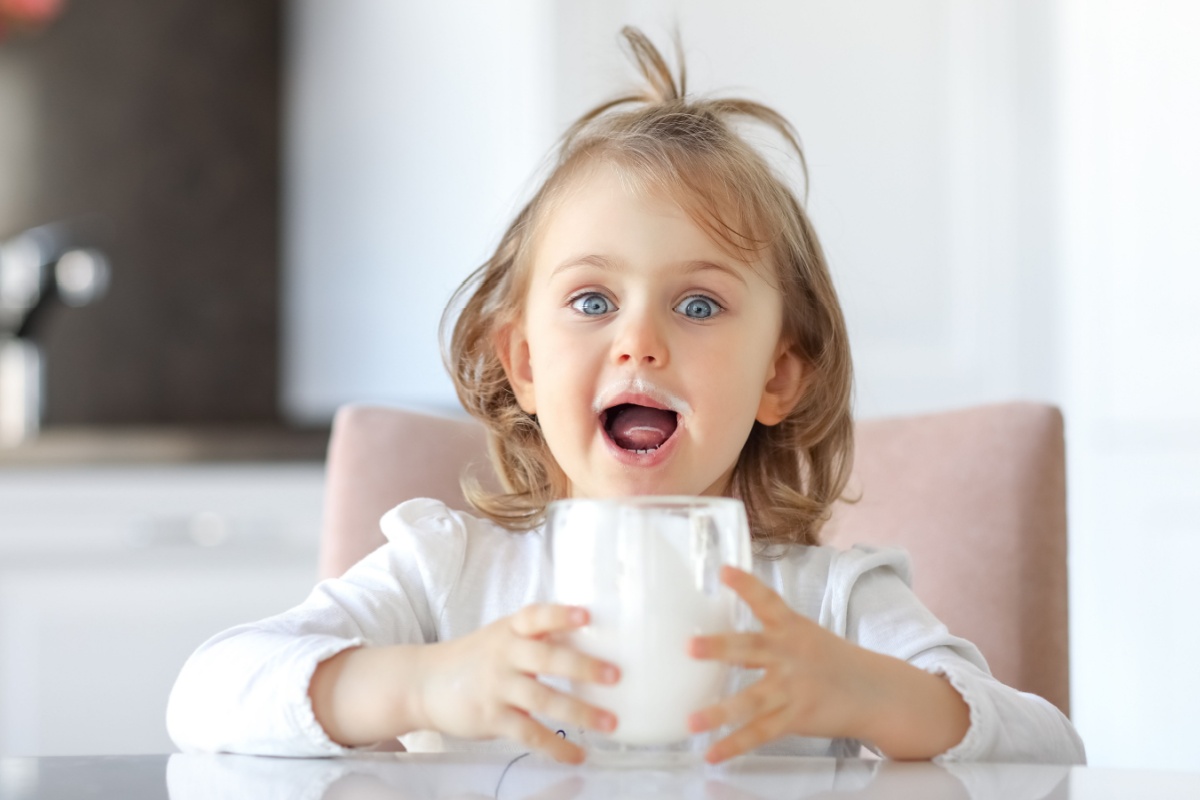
283,0,556,422
613,0,1063,418
283,0,1200,770
284,0,1063,421
1058,0,1200,771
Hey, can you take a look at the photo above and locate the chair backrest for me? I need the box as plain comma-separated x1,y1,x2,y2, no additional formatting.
319,402,1070,716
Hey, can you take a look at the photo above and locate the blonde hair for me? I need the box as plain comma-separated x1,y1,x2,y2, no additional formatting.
442,27,854,547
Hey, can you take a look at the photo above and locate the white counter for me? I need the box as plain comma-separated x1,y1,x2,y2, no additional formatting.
0,461,326,756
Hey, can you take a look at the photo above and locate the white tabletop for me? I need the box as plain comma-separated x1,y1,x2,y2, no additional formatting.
1,753,1198,799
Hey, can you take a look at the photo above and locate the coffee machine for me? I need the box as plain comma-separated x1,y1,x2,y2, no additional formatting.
0,220,110,446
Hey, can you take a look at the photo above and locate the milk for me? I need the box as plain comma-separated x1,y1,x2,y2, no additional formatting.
548,498,750,745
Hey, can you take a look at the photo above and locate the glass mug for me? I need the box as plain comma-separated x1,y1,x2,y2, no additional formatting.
545,496,752,761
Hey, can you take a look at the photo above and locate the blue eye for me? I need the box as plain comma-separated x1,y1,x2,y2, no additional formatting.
676,295,720,319
570,292,614,316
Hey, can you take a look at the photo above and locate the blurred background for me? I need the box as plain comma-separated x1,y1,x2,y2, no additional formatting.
1,0,1197,771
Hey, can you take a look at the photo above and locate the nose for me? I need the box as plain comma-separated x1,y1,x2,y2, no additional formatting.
611,305,669,368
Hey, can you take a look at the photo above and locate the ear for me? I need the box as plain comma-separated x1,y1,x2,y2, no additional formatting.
495,321,537,415
756,341,808,426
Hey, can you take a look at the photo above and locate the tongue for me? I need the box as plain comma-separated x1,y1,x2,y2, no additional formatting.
607,405,677,451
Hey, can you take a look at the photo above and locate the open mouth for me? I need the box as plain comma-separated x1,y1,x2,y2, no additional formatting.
600,403,680,454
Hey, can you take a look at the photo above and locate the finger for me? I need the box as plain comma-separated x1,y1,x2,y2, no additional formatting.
510,604,589,638
508,637,620,685
499,708,586,764
504,675,618,734
689,680,786,733
689,632,772,666
721,566,794,627
705,707,791,764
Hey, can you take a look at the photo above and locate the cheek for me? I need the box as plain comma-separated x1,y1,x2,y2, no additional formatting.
522,310,560,368
527,321,592,384
523,320,595,432
703,326,775,379
691,329,777,412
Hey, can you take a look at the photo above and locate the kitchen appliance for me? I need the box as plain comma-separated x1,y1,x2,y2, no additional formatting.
0,220,110,445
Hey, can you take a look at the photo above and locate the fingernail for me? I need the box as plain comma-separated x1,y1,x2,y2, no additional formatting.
689,638,706,657
600,713,617,732
688,712,706,732
601,665,619,683
570,607,588,625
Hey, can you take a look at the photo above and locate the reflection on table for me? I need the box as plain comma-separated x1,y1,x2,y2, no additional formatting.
7,752,1200,799
163,752,1070,800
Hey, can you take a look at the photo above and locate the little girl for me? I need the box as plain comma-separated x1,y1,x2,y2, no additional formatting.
168,28,1085,766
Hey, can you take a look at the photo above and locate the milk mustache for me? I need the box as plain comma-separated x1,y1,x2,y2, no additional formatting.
548,497,752,745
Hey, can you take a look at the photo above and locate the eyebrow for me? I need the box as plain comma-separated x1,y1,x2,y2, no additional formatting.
549,254,748,286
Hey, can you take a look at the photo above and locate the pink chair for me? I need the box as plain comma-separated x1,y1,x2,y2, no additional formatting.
319,402,1070,717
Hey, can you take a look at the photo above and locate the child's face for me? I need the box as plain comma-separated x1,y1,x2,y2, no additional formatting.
499,163,806,499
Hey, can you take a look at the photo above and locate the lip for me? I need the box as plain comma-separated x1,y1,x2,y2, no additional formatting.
599,391,676,413
592,379,693,418
598,395,684,468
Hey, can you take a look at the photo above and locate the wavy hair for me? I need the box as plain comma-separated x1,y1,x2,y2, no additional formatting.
441,27,854,547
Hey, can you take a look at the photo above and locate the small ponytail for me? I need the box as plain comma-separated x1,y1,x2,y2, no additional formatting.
622,25,686,102
560,27,686,152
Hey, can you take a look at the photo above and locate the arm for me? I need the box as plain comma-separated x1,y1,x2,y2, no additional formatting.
169,549,619,762
687,565,969,762
166,542,421,756
841,549,1086,764
169,498,623,762
688,561,1085,764
307,606,621,763
307,645,427,747
169,556,620,761
168,498,458,756
854,647,971,759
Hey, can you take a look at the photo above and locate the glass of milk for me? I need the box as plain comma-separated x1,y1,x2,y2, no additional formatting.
546,496,752,763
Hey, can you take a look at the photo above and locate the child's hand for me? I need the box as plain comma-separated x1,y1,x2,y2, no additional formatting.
687,566,970,763
686,565,880,763
418,604,620,763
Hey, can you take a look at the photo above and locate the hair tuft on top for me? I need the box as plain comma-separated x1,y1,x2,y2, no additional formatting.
624,25,686,102
441,26,855,549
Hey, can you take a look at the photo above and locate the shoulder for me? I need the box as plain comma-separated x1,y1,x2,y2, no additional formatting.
380,497,471,541
826,543,914,591
371,499,478,596
380,497,534,553
754,542,912,594
380,497,512,551
754,543,915,632
374,498,462,576
378,497,544,583
379,498,548,632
